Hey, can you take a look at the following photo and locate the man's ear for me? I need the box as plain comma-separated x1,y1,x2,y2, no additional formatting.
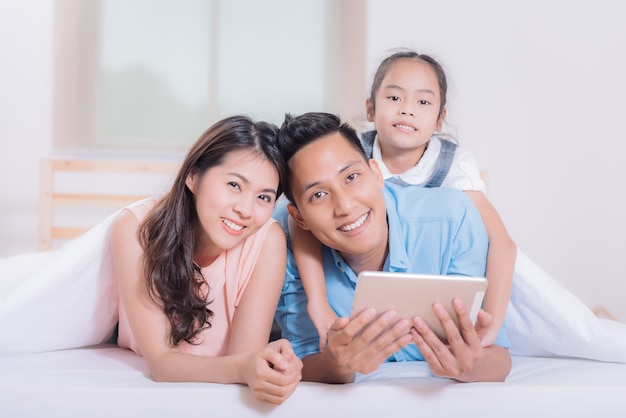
287,203,310,230
368,159,385,188
365,97,375,122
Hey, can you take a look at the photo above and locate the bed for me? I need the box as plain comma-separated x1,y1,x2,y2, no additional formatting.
2,344,626,417
2,158,626,416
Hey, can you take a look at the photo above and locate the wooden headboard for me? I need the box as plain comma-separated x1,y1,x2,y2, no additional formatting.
38,157,181,250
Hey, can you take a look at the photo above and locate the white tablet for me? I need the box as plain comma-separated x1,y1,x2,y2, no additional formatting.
351,271,487,340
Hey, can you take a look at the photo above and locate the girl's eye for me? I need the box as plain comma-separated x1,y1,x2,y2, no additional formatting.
228,181,241,190
258,194,273,203
388,96,400,101
418,100,430,105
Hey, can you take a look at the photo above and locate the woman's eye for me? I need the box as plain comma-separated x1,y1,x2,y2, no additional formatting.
228,181,241,190
388,96,400,101
258,194,272,203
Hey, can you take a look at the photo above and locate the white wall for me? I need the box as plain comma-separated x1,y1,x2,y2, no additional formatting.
365,0,626,320
1,1,625,320
0,1,52,255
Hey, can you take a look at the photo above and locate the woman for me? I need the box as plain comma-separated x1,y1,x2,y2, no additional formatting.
111,115,302,404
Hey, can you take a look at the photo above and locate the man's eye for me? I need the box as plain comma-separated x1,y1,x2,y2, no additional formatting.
346,173,358,182
311,191,326,201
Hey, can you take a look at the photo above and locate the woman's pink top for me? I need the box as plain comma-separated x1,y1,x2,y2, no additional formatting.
117,198,276,357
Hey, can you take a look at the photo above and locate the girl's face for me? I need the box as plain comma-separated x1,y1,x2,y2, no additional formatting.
366,59,446,165
185,149,279,265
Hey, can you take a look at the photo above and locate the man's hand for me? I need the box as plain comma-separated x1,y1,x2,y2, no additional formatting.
410,298,511,382
325,308,413,376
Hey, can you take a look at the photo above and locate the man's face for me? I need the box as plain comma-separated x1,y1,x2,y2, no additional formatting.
287,132,389,266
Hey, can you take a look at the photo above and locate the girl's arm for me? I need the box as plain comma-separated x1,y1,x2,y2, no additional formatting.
111,212,301,403
288,215,338,349
464,191,517,347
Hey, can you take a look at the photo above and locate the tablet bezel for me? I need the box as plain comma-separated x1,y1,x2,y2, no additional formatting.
350,271,487,341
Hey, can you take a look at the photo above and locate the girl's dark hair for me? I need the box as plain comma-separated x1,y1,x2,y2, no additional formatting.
277,112,367,204
369,49,448,118
140,115,285,346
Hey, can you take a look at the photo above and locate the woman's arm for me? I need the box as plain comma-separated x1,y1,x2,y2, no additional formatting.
112,210,248,383
112,212,301,403
464,191,517,345
228,221,287,354
227,221,302,400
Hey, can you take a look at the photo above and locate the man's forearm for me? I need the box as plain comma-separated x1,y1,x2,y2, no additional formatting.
301,351,356,384
456,346,512,382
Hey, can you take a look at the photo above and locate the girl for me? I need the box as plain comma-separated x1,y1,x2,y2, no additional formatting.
289,49,517,350
112,115,302,404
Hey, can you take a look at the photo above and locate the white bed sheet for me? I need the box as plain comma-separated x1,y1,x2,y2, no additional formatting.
1,344,626,418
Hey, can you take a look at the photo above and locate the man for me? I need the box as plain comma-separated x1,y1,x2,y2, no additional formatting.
273,112,511,384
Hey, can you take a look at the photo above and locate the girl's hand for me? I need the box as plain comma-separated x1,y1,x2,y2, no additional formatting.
307,299,339,351
242,339,302,405
474,309,498,347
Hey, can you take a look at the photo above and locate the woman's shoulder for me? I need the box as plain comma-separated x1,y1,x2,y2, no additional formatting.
261,220,286,251
123,197,159,220
238,217,281,254
222,218,284,282
111,197,161,241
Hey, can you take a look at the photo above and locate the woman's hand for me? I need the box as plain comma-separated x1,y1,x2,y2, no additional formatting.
242,339,302,404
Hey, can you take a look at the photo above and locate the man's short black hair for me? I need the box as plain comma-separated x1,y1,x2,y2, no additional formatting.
277,112,368,203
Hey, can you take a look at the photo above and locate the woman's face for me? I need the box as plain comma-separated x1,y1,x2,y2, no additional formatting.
186,149,279,265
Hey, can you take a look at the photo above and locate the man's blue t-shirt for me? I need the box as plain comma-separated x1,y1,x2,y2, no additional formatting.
273,181,510,360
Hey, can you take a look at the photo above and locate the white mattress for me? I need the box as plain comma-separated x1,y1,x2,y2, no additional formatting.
1,345,626,418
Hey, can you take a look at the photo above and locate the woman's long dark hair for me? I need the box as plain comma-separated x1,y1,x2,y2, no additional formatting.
139,115,285,346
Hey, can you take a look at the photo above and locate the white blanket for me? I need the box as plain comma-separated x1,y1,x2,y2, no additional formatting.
507,250,626,362
1,210,626,363
0,210,120,353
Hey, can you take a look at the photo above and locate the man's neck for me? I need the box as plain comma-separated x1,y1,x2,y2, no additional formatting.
340,231,389,276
